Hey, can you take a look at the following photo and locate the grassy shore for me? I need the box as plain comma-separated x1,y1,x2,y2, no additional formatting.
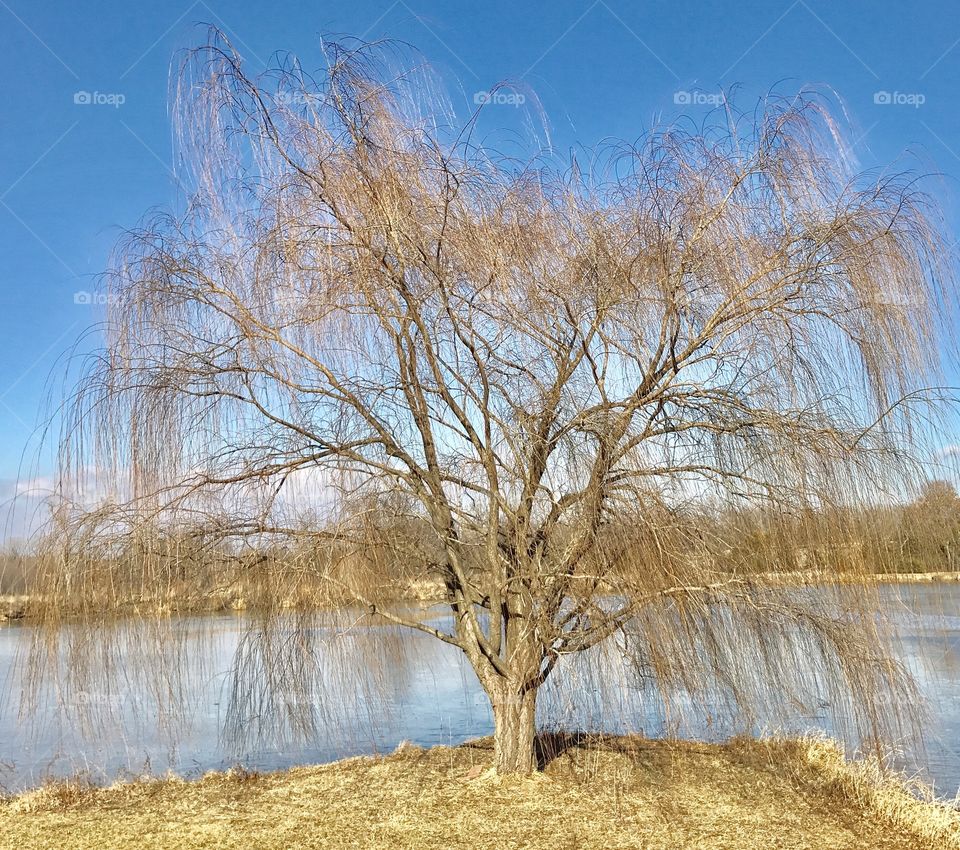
4,571,960,623
2,736,957,849
0,580,447,622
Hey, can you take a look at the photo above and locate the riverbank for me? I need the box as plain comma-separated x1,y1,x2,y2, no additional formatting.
1,736,956,850
0,580,446,622
5,571,960,623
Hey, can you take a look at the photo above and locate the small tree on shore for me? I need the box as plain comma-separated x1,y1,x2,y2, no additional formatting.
42,35,954,773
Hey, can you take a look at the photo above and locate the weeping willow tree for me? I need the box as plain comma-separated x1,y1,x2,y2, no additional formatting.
35,33,956,774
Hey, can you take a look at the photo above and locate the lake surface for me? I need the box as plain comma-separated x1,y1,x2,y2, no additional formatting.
2,582,960,795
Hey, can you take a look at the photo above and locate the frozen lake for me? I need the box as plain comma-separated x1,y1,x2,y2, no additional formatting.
2,582,960,795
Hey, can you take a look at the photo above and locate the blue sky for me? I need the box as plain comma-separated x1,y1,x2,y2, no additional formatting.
2,0,960,536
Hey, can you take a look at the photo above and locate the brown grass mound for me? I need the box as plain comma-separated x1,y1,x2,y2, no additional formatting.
0,736,954,849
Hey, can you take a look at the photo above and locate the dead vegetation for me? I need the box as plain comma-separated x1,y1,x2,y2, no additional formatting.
1,736,955,849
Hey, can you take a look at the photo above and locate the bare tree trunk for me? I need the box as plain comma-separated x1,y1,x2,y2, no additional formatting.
491,685,538,774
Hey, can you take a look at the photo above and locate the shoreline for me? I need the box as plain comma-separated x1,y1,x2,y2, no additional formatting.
4,571,960,624
2,735,956,849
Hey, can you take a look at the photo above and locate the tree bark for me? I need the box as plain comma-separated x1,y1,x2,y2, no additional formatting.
491,685,538,774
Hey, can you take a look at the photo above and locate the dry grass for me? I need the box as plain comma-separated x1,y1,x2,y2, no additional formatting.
0,736,954,849
795,736,960,848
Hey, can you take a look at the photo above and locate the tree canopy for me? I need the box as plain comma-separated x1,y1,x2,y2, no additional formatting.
35,34,958,773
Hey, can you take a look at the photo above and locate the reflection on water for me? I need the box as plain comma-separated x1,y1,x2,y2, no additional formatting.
2,583,960,795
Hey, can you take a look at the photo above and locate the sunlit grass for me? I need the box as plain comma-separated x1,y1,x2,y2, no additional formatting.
2,736,952,849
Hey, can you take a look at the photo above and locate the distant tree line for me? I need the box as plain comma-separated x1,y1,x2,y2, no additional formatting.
4,479,959,611
697,479,960,576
